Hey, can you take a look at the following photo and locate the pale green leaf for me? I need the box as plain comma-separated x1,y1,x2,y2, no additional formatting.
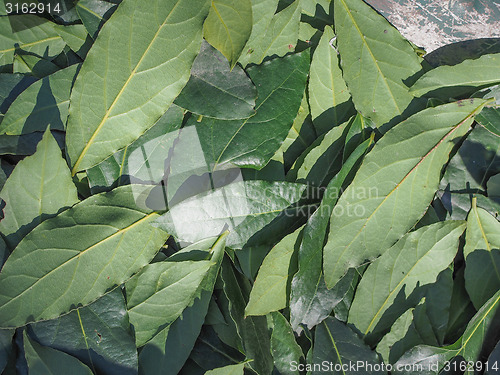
138,233,228,375
348,221,465,342
0,185,168,328
126,260,211,346
23,331,93,375
334,0,422,126
308,26,352,135
205,363,245,375
0,16,65,71
203,0,253,67
238,1,301,66
237,0,279,66
66,0,211,174
323,99,488,288
0,64,78,135
245,226,303,316
376,309,414,364
287,119,347,187
290,137,372,332
464,198,500,309
54,24,89,54
411,53,500,97
0,129,78,250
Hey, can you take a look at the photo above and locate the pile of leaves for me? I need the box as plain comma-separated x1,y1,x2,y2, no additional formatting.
0,0,500,374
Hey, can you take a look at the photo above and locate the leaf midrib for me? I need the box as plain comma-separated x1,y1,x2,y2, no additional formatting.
329,103,483,283
0,36,62,54
0,211,156,320
338,0,400,112
71,1,183,175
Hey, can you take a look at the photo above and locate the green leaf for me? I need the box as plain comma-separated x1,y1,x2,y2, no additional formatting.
464,198,500,309
287,119,347,187
66,0,211,174
323,99,489,288
438,108,500,220
334,0,422,126
126,260,212,346
308,26,353,135
0,64,78,135
86,104,183,193
0,329,14,373
174,41,257,120
205,363,246,375
193,50,309,170
280,92,317,171
348,221,465,343
237,0,279,65
486,340,500,375
290,137,372,332
54,25,89,55
155,180,312,249
0,16,65,71
312,317,387,375
0,129,78,250
238,0,301,66
12,52,60,78
203,0,253,67
138,233,228,375
0,131,64,156
445,267,476,345
376,309,414,364
23,331,93,375
0,73,36,114
245,226,302,316
394,289,500,375
221,257,273,375
75,0,118,39
411,53,500,98
28,289,137,375
0,185,168,328
269,311,303,375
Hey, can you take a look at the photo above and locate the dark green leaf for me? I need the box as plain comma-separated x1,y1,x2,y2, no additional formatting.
193,50,309,170
29,289,138,375
312,317,387,375
290,137,372,332
23,331,93,375
174,41,256,120
75,0,118,39
269,311,303,375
